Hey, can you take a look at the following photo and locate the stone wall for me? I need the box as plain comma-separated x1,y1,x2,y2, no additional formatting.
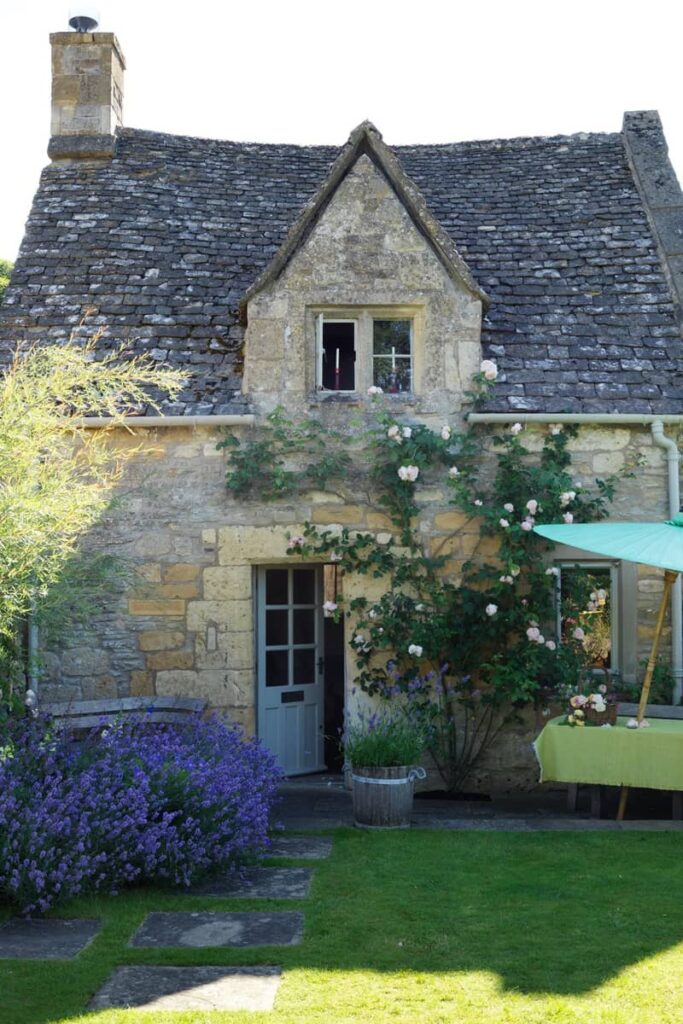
40,421,679,790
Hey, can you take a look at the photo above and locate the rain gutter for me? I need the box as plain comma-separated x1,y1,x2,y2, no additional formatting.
469,411,683,703
80,414,255,429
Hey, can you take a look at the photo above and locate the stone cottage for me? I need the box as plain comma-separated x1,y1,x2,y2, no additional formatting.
2,29,683,786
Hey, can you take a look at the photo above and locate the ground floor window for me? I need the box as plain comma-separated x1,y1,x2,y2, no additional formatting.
556,562,618,674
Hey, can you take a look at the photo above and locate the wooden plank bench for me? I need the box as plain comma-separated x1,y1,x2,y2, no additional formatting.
567,703,683,819
39,696,207,732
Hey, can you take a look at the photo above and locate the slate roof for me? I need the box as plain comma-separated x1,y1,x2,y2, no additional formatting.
1,118,682,414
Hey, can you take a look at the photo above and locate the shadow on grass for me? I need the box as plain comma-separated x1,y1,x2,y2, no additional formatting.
2,829,683,1022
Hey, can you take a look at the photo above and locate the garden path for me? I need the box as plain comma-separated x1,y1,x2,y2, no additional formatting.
88,834,331,1012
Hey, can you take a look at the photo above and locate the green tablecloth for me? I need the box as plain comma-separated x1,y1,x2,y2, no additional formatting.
534,717,683,791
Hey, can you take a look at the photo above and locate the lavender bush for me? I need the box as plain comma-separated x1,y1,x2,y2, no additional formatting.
0,713,282,915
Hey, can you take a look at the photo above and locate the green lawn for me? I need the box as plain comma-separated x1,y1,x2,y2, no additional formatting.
2,830,683,1024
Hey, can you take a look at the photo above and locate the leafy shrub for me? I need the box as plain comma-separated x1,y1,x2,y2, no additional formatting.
0,713,282,915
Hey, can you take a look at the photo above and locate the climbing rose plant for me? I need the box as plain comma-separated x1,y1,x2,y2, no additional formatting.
221,364,633,791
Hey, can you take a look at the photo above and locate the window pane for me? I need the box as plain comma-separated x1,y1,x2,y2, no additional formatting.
373,356,412,394
293,649,316,685
265,649,289,687
266,609,289,646
266,569,288,605
293,608,315,644
322,321,355,391
293,569,315,604
560,566,612,670
373,320,411,355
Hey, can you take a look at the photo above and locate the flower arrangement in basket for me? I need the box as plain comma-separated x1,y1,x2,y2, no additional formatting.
566,684,618,727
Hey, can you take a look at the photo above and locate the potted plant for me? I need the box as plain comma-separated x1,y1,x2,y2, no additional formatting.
343,707,426,829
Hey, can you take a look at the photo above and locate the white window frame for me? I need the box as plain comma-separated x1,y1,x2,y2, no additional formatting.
555,560,621,677
316,314,358,394
312,306,419,396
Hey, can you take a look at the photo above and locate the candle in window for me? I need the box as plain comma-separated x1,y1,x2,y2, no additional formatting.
391,346,396,370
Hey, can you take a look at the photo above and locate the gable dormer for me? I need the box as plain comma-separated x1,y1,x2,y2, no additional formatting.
242,122,488,419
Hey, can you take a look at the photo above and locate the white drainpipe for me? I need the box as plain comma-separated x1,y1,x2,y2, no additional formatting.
468,411,683,704
650,419,682,703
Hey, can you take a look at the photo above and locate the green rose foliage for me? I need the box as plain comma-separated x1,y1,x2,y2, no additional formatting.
222,390,634,791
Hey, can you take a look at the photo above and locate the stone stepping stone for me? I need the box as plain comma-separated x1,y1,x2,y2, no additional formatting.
130,911,304,948
89,965,282,1012
0,918,100,959
267,836,333,860
189,866,312,899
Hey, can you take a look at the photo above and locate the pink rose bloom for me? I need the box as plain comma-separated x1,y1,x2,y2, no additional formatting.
573,627,585,641
480,359,498,381
323,601,338,615
545,640,556,651
499,518,510,528
441,425,451,441
526,627,541,641
448,466,459,478
563,512,574,524
545,567,559,577
521,520,533,531
398,465,419,482
570,695,587,708
510,422,523,435
485,604,498,616
402,426,413,439
526,499,538,515
387,425,401,441
287,535,305,549
503,502,514,513
549,424,563,435
474,498,483,506
367,385,383,395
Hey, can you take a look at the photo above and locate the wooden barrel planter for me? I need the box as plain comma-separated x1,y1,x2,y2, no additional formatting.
351,765,426,829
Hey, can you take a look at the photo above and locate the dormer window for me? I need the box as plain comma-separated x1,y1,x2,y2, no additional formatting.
320,319,357,391
315,310,415,395
372,319,412,393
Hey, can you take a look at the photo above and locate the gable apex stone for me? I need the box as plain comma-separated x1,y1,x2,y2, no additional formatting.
240,120,489,323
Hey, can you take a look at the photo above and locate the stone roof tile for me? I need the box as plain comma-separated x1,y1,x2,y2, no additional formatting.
1,124,681,413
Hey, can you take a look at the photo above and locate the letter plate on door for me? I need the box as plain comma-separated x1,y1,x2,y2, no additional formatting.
281,691,304,704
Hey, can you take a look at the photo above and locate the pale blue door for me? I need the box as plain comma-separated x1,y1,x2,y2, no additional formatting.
256,566,325,775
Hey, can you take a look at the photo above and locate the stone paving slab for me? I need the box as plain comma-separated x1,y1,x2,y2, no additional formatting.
0,918,100,959
189,866,312,899
130,911,304,948
267,836,333,859
89,965,282,1011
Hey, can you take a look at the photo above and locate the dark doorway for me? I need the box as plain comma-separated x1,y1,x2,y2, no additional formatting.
323,613,345,770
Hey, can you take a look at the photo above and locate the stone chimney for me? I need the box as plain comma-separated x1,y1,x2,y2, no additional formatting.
48,32,126,162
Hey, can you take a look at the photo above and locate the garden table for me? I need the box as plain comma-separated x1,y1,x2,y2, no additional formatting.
534,716,683,817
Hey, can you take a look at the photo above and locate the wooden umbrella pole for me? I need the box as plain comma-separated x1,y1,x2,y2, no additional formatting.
618,569,678,823
637,570,679,723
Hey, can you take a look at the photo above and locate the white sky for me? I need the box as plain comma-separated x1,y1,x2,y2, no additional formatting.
1,0,682,260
